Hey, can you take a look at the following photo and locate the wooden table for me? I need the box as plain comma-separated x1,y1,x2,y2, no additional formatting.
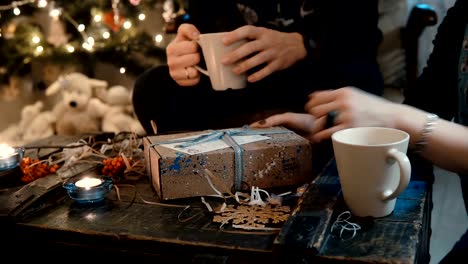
0,136,431,263
275,159,431,264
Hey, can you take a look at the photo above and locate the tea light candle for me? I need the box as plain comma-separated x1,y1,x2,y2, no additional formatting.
63,175,113,204
75,177,103,189
0,143,23,172
0,143,15,159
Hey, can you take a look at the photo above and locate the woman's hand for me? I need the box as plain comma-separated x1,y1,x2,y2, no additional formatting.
221,25,307,83
166,23,202,87
250,112,317,142
250,88,398,143
305,87,397,142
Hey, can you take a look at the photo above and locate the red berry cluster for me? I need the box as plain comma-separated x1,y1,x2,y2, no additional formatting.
20,157,60,183
102,156,132,178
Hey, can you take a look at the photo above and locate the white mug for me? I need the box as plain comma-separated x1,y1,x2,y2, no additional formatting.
331,127,411,218
195,32,247,91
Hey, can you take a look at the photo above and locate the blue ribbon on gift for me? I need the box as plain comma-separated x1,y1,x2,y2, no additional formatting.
154,125,292,191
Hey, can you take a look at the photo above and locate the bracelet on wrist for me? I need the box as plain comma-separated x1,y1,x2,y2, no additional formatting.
413,113,439,154
302,35,317,61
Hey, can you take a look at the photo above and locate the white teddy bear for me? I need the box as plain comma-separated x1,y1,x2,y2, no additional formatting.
0,100,43,145
46,72,108,136
22,109,56,144
0,101,55,145
93,85,146,135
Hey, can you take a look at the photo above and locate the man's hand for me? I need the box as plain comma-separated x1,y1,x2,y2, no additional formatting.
166,23,202,87
221,25,307,83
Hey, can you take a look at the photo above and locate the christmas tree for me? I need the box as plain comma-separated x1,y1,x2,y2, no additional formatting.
0,0,188,89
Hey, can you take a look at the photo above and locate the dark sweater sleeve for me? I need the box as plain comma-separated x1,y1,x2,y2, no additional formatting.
186,0,384,94
306,0,382,65
301,0,383,94
186,0,245,33
403,0,467,121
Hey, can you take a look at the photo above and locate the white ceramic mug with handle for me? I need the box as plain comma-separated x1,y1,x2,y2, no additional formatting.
331,127,411,218
195,32,247,91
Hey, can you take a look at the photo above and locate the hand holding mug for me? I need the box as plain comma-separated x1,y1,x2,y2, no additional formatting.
166,23,202,87
194,32,248,90
221,25,307,83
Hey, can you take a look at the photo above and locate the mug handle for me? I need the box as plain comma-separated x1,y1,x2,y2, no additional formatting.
194,65,209,76
381,148,411,201
194,39,210,76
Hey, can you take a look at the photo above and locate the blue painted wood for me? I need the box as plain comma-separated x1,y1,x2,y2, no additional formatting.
275,159,430,263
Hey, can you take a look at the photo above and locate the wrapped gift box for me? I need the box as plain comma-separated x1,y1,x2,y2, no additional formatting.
143,126,313,200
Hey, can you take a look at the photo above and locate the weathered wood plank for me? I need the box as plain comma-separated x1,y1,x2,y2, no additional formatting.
15,193,278,253
275,159,429,264
23,133,114,159
318,221,421,264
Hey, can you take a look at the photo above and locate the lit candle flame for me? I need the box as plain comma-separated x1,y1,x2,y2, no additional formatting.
75,177,103,190
0,143,15,159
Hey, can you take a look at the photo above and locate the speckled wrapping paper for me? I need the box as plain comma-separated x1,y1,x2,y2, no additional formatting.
143,127,313,200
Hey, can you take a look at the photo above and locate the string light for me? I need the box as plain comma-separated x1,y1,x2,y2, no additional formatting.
31,35,40,44
82,42,93,51
0,0,35,11
112,0,120,25
49,7,62,20
87,36,95,46
77,24,85,32
0,0,171,77
154,34,163,44
13,7,21,16
66,44,75,53
34,45,44,55
61,12,90,48
94,14,102,23
37,0,48,8
123,20,132,29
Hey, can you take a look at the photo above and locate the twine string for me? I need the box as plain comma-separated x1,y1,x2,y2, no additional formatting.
330,211,361,240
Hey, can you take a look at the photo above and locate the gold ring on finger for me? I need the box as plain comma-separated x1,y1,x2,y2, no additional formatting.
184,67,190,79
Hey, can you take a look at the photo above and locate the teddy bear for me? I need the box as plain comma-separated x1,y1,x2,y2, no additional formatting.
45,72,108,136
22,109,56,144
92,85,146,135
0,101,56,145
0,100,42,145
